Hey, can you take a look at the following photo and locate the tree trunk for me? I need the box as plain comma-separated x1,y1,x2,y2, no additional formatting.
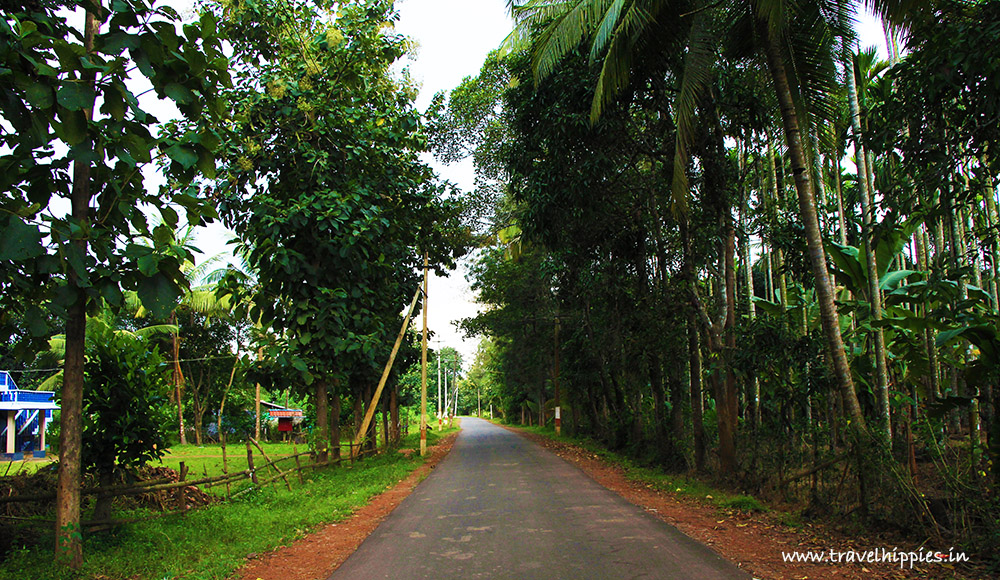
55,5,100,568
848,61,890,446
719,215,738,474
762,23,866,432
831,129,848,246
254,347,263,441
669,369,686,456
688,313,705,471
648,352,669,456
381,390,389,451
315,379,329,463
330,388,341,461
91,471,115,523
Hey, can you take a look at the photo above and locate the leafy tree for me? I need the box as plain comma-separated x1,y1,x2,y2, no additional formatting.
213,0,466,460
0,0,229,564
80,321,171,521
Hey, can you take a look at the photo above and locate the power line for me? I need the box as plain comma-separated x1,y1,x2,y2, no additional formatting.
5,355,238,375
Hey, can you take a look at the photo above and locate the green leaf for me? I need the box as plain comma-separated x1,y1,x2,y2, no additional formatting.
164,144,198,169
137,273,181,319
878,269,917,291
136,252,159,276
935,327,968,347
164,82,195,105
24,306,48,337
125,133,152,163
25,83,54,109
159,206,179,228
56,82,96,111
0,217,44,261
55,109,88,146
102,85,126,121
196,147,216,178
926,396,974,420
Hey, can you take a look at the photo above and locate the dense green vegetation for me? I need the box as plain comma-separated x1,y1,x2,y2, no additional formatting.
450,0,1000,562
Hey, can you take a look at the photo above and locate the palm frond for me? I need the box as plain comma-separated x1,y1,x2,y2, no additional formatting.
781,0,854,129
186,253,229,285
131,324,179,339
37,370,62,392
670,11,716,216
46,336,66,361
532,0,618,83
863,0,939,32
502,0,578,55
181,287,234,316
754,0,793,37
589,0,627,64
589,0,663,121
123,290,148,318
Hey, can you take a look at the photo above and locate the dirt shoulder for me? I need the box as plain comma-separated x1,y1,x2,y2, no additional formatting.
230,432,459,580
512,427,982,580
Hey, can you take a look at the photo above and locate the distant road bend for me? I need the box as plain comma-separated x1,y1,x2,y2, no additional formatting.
331,417,750,579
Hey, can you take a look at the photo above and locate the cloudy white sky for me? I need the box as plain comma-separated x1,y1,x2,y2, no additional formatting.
184,0,888,369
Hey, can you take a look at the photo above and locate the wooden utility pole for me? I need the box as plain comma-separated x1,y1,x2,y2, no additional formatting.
353,286,421,456
255,346,263,441
420,253,428,457
437,351,442,429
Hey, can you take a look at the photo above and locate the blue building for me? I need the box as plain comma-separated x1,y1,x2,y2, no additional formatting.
1,371,59,461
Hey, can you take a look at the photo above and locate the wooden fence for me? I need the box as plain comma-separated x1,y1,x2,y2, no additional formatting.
0,437,383,532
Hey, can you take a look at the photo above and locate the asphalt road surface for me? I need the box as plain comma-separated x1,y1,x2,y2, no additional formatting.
330,417,750,579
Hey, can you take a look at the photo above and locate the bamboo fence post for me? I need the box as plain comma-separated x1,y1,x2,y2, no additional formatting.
177,462,188,512
250,438,292,491
292,444,304,485
221,434,230,497
246,440,258,485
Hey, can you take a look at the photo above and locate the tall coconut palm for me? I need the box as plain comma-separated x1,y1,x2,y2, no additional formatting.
505,0,935,447
129,225,235,444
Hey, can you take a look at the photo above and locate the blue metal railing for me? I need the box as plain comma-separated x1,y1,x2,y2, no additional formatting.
0,390,56,403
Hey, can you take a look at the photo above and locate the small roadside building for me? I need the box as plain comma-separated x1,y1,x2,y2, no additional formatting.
1,371,59,460
260,400,304,437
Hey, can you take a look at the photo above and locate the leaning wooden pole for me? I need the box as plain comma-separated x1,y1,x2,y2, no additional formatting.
420,253,429,457
352,286,422,457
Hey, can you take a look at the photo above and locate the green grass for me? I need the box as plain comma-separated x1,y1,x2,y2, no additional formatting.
1,457,57,477
0,423,459,580
157,440,320,492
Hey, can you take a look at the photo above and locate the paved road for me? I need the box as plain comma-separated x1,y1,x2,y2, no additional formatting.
330,418,749,580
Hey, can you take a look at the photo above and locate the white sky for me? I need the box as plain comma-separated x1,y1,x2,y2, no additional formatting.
181,1,886,370
394,0,513,367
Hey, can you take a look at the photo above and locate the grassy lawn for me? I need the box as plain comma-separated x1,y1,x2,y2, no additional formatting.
0,457,57,477
0,423,458,580
159,441,326,489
